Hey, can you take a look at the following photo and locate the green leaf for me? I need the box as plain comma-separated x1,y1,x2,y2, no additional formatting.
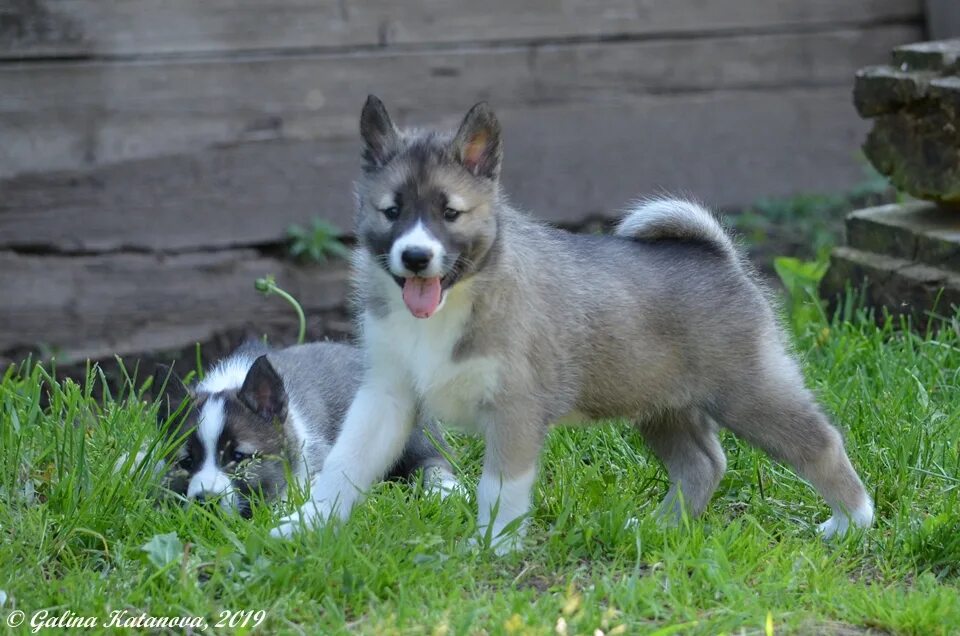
286,218,348,264
141,532,183,569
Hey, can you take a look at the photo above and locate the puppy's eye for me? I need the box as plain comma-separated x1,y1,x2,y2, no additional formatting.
443,207,462,222
177,456,193,471
232,450,250,464
381,206,400,221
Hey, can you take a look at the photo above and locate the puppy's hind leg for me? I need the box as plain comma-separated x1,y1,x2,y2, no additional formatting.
639,408,726,523
707,350,873,537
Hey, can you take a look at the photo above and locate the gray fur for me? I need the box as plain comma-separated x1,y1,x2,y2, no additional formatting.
281,98,872,547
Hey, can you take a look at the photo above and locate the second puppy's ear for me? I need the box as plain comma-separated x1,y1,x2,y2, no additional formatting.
238,355,287,422
452,102,502,180
360,94,400,169
154,364,191,428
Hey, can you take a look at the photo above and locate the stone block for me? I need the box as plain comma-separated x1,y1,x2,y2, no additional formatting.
853,65,930,117
846,202,960,272
892,39,960,72
854,39,960,205
821,246,960,319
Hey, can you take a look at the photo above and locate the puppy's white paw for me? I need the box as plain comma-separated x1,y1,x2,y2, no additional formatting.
817,516,847,538
423,467,464,500
269,499,335,539
818,500,874,539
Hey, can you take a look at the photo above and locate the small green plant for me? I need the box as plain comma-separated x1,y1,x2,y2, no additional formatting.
773,256,829,336
287,219,350,264
254,276,306,344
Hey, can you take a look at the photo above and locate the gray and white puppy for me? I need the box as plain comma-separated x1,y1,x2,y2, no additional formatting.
272,96,873,550
155,341,458,517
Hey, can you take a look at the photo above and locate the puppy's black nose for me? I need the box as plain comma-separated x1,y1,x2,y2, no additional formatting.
401,247,433,273
194,493,215,507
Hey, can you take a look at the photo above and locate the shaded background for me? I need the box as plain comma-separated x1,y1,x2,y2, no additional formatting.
0,0,945,367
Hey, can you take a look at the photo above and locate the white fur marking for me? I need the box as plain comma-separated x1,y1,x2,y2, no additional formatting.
377,193,396,210
365,280,501,428
818,498,874,538
477,467,536,554
446,194,467,211
285,402,311,483
187,398,236,510
389,221,445,277
423,466,463,499
197,356,256,394
615,197,733,257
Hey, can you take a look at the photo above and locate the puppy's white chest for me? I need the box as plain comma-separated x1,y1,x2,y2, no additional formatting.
417,355,499,431
365,293,499,430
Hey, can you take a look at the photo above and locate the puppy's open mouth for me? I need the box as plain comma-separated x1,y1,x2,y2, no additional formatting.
390,270,461,319
397,275,444,319
390,258,464,319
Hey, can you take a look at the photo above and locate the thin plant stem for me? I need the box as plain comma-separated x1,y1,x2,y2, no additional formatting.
255,276,307,345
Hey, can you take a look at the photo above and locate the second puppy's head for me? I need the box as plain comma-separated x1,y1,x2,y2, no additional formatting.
155,355,293,517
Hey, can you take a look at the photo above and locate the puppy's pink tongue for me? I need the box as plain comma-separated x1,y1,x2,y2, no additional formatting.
402,276,442,318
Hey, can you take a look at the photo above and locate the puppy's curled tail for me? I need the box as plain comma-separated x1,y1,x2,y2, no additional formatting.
614,197,737,260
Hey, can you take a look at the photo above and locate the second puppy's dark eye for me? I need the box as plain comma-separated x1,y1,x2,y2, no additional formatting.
443,207,461,221
178,456,194,471
232,450,250,463
381,206,400,221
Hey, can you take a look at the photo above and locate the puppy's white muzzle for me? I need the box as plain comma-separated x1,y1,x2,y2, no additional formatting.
390,221,445,278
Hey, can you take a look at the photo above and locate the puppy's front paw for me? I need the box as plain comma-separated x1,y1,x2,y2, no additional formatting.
269,499,335,539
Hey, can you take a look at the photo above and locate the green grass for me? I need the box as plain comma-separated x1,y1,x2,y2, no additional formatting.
2,302,959,635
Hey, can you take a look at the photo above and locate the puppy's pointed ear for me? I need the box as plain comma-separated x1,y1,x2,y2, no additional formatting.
452,102,502,180
238,355,287,422
360,94,400,169
153,363,191,427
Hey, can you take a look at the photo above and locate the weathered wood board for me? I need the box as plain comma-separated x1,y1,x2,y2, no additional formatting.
0,0,921,59
926,0,960,40
0,0,929,363
0,25,920,178
0,249,350,361
2,86,873,253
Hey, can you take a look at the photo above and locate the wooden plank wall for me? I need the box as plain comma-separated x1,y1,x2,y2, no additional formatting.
925,0,960,39
0,0,925,362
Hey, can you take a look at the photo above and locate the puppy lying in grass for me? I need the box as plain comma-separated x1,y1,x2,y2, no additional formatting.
126,340,458,517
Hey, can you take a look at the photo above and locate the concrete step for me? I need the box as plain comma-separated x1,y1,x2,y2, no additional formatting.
846,202,960,273
820,245,960,318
